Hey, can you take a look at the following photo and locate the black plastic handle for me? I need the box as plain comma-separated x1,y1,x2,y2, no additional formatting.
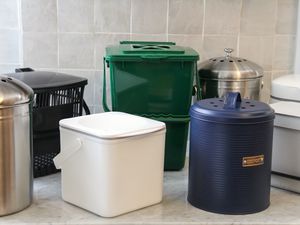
15,67,34,73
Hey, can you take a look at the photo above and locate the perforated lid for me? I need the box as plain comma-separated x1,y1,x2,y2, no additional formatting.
198,48,263,80
59,112,166,139
190,92,274,124
105,41,199,61
271,74,300,101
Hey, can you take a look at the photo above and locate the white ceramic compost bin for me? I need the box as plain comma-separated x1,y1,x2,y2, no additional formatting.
53,112,166,217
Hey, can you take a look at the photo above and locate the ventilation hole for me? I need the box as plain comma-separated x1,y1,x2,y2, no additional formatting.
1,79,7,82
243,59,247,61
229,60,233,62
132,45,143,48
157,45,170,49
213,59,217,61
238,60,242,62
7,77,12,80
210,102,214,104
143,46,159,50
220,60,224,62
245,101,250,104
213,105,218,107
219,99,223,102
241,107,246,109
250,104,255,107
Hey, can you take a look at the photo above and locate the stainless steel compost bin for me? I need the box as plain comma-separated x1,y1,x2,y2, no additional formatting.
198,48,263,100
0,75,33,215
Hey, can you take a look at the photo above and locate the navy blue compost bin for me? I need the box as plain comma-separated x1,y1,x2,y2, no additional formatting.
188,92,275,214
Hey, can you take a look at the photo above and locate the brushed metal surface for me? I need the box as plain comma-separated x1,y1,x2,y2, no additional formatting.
0,104,32,216
0,75,33,216
197,48,263,100
0,76,33,107
199,78,262,100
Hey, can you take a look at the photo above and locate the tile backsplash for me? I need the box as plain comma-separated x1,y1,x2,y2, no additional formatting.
0,0,298,112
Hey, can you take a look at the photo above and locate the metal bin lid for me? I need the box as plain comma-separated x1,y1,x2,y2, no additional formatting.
190,92,274,124
0,75,33,107
198,48,263,80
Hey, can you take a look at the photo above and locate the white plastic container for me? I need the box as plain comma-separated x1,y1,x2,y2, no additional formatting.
53,112,166,217
270,75,300,193
271,74,300,102
271,102,300,193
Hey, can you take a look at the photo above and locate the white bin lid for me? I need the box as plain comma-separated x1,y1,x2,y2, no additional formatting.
59,112,165,139
271,102,300,130
271,75,300,101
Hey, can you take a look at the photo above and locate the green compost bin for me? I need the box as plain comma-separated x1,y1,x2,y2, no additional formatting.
103,41,199,115
141,114,190,171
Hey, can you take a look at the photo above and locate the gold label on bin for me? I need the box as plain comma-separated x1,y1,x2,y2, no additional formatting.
242,155,264,167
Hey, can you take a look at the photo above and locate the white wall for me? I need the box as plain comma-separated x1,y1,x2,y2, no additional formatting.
0,0,298,111
0,0,22,73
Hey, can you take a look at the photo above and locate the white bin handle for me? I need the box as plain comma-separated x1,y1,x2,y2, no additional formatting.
53,138,82,169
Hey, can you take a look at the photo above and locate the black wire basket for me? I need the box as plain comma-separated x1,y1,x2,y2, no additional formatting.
11,68,90,177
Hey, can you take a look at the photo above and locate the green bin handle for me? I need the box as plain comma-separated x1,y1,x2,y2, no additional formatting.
102,57,111,112
194,64,202,100
140,55,170,60
120,41,176,45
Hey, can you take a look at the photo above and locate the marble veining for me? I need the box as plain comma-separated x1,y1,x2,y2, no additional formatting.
0,167,300,225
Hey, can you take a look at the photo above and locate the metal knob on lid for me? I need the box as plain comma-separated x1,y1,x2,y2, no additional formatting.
224,48,233,58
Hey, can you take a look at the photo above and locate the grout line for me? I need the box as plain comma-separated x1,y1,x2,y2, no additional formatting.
201,0,206,43
236,0,243,56
55,31,95,35
93,0,96,70
130,0,133,38
56,0,59,69
0,27,21,31
166,0,169,41
93,0,97,107
0,63,22,66
130,32,171,36
17,0,23,67
239,34,277,38
168,34,202,37
274,34,297,37
95,31,131,35
271,0,279,78
199,34,240,38
23,31,294,37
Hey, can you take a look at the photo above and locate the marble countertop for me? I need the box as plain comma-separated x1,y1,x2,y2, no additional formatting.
1,167,300,225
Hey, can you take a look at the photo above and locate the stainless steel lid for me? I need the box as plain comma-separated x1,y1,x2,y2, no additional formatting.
0,75,33,107
198,48,263,80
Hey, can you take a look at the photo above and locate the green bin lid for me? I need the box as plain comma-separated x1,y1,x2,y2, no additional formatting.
105,41,199,61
